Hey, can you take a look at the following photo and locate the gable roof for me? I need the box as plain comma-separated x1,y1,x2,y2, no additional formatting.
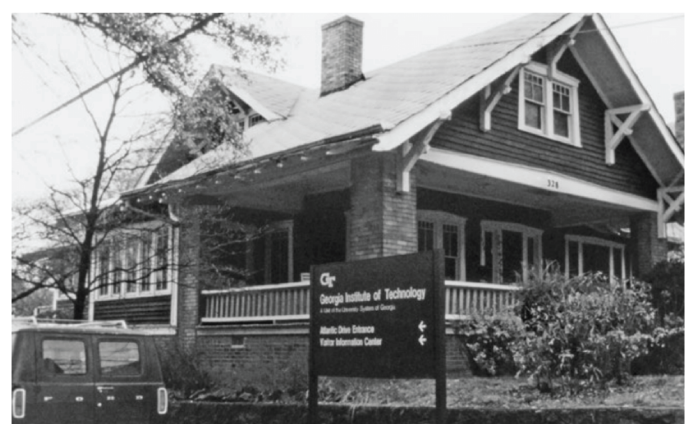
149,13,682,191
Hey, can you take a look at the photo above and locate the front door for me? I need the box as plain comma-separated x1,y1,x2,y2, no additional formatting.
94,337,152,423
34,335,95,423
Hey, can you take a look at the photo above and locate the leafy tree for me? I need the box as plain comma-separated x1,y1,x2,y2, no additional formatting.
12,13,283,319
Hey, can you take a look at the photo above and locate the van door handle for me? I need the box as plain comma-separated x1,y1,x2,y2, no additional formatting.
97,386,114,393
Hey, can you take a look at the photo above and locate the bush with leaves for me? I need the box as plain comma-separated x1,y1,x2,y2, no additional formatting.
158,342,215,398
454,309,523,377
511,267,660,391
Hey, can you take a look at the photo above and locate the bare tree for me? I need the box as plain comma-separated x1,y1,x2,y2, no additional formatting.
12,13,283,319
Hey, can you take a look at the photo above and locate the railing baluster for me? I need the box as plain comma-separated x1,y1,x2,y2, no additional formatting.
200,281,519,324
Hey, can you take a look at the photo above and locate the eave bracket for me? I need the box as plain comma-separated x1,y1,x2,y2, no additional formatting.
396,112,451,193
605,104,650,165
479,66,521,132
657,184,684,238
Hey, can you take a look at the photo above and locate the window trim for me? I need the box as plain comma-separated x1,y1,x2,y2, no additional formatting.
518,62,581,147
480,220,543,284
92,222,177,301
564,234,626,283
417,210,467,281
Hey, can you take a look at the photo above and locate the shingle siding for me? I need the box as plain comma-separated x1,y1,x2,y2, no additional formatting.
432,51,659,200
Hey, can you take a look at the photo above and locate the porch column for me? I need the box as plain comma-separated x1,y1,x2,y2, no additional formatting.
347,153,417,261
630,212,667,277
176,204,202,350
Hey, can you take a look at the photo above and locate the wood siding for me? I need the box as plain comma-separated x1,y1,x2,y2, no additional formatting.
93,295,171,325
433,50,658,199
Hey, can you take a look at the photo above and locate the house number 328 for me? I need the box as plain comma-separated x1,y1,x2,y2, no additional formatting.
547,179,559,189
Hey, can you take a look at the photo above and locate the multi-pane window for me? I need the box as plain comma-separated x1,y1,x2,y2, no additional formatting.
417,211,466,281
565,235,626,284
93,224,175,300
518,62,580,147
248,114,265,127
481,221,542,284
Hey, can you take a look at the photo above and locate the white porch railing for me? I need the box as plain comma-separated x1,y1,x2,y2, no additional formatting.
200,280,519,324
444,280,519,320
201,282,311,324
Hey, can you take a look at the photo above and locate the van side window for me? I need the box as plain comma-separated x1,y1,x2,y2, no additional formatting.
41,339,87,375
99,340,142,376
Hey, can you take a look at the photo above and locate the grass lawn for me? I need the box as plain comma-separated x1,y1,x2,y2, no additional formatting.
312,375,684,409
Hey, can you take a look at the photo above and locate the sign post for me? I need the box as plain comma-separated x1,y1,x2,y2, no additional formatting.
308,251,446,423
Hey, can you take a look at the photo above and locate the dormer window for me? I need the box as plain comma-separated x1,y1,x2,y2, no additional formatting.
248,114,264,127
518,62,581,147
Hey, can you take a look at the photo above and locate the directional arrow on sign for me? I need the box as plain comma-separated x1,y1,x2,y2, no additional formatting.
418,321,427,332
418,335,427,346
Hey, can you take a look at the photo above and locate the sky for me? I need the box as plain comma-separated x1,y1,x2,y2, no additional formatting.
10,11,687,205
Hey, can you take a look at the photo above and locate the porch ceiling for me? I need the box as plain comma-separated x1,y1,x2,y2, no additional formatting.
200,158,352,213
416,160,646,228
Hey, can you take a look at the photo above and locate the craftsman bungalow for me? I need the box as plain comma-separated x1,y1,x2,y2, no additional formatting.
85,14,684,374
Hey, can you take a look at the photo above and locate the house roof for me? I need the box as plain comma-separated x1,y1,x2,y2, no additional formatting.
152,13,683,190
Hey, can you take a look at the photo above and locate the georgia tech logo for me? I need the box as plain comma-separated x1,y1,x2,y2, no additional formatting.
320,272,336,288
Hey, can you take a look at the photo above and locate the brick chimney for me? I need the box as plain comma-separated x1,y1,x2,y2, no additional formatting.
674,91,684,148
321,15,364,96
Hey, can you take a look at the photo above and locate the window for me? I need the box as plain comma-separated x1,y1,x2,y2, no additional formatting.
565,235,626,283
99,340,142,376
417,211,466,281
97,245,110,296
480,221,542,284
93,223,176,300
248,114,265,127
518,62,581,147
262,221,293,285
42,339,87,375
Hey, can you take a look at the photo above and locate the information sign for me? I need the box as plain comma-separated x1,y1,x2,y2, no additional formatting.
310,251,445,379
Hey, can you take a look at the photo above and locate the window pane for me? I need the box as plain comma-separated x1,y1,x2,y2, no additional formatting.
42,340,86,375
554,110,570,138
125,237,138,293
525,101,543,129
269,230,289,284
154,227,169,290
418,221,434,252
480,231,494,282
568,241,579,278
502,230,524,284
140,235,151,292
613,247,623,281
99,341,141,376
99,247,110,295
524,72,544,102
583,243,610,276
111,239,122,295
443,224,459,280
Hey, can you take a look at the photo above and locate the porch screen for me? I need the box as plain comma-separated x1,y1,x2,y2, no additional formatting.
565,235,626,283
480,221,542,284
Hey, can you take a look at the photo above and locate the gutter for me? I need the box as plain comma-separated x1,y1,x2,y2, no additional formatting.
120,122,389,201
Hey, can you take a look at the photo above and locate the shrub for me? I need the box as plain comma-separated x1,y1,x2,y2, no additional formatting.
158,343,215,398
511,268,659,390
643,256,684,320
454,309,524,377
